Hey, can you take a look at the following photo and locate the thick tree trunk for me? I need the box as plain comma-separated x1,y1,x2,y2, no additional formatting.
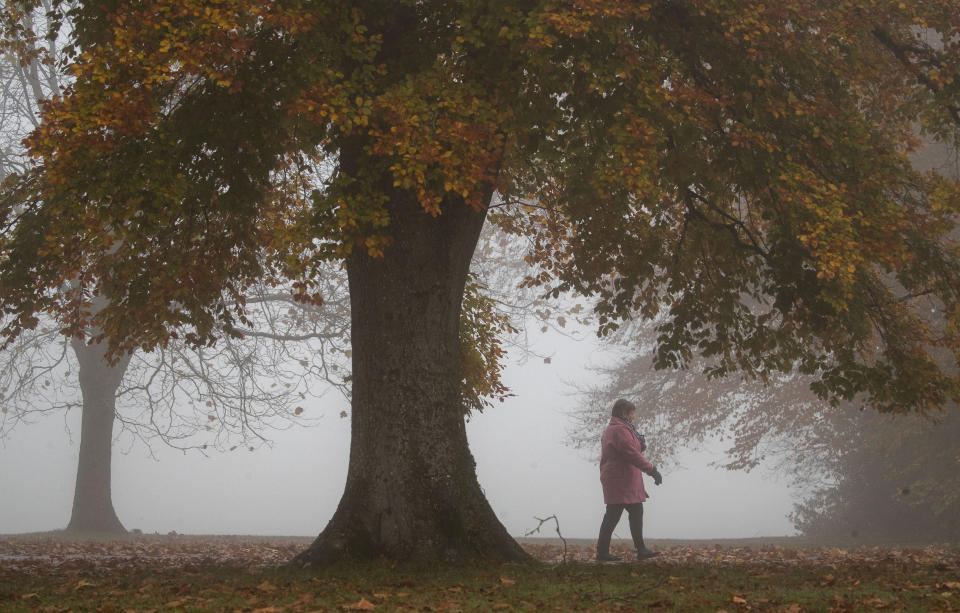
294,181,528,564
65,338,130,534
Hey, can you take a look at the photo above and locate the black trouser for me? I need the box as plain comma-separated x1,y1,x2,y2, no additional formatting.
597,503,645,554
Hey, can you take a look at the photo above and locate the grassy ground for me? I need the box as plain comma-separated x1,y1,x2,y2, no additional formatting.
1,535,958,611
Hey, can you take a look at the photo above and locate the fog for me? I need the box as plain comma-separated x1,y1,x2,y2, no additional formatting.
0,328,796,540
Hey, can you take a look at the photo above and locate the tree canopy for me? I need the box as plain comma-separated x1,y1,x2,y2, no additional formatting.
3,0,959,412
2,0,960,561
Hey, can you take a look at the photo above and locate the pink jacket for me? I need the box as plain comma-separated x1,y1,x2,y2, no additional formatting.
599,417,656,504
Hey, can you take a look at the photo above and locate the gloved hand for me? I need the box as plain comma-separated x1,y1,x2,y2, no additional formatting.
651,468,663,486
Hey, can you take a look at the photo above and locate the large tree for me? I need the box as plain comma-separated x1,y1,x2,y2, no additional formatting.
2,0,960,563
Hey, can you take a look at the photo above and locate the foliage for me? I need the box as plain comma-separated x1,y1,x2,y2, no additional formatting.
2,536,960,612
1,0,958,418
570,140,960,540
460,273,517,413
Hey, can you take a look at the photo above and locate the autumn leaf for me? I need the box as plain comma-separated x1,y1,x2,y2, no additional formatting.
341,598,376,611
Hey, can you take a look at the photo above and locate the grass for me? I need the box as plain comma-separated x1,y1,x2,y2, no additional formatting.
2,554,959,611
2,535,959,611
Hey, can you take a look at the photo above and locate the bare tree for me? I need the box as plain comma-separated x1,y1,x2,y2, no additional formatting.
0,4,351,532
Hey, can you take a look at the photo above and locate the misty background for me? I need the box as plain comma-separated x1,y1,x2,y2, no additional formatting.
0,325,795,540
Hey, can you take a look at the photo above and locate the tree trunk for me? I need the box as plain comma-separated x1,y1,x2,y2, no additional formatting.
65,337,130,534
294,177,528,564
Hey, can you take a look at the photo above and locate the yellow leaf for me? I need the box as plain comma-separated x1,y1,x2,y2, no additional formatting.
256,580,277,592
341,598,376,611
732,595,748,604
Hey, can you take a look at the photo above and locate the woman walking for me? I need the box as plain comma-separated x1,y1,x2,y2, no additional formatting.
596,398,662,562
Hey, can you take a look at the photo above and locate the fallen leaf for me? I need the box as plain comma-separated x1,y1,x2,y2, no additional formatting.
21,593,39,600
499,577,516,585
257,580,278,593
732,595,747,604
341,598,376,611
74,579,96,591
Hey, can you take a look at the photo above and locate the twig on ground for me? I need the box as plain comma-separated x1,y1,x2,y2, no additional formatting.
525,514,569,563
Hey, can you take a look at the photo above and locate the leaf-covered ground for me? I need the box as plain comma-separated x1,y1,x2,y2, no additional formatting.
1,535,958,611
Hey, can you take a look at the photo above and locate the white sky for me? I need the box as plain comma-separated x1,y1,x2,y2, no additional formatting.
0,328,797,540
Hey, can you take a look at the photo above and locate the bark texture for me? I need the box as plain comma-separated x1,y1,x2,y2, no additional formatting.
65,338,130,534
294,179,527,564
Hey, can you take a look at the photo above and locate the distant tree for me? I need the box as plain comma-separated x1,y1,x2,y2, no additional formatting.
792,405,960,541
0,4,352,533
2,0,960,562
0,279,351,533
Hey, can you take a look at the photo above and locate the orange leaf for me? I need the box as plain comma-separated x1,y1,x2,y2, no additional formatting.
73,579,96,591
341,598,376,611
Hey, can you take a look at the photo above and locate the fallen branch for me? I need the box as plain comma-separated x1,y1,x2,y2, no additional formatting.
525,514,569,563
